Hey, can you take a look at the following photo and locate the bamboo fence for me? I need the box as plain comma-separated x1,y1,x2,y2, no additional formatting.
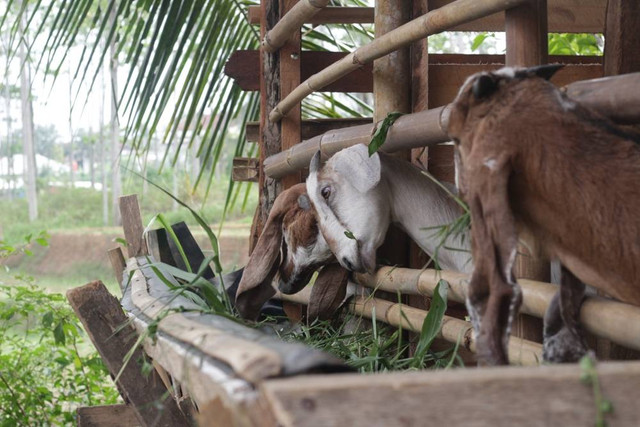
264,72,640,178
262,0,330,53
268,0,528,122
275,286,543,366
356,267,640,352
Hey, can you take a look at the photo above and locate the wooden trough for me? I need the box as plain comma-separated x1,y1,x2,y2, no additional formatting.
67,0,640,425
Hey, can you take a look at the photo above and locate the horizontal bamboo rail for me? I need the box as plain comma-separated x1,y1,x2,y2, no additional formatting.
262,0,330,53
275,287,543,366
264,72,640,178
268,0,528,122
356,267,640,352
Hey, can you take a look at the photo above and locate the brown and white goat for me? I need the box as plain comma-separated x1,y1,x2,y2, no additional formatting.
306,144,471,275
235,183,336,320
448,64,640,365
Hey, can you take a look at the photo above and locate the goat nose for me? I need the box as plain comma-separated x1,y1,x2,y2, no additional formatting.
341,257,355,271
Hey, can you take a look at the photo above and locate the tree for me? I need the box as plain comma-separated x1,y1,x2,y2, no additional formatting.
18,2,37,221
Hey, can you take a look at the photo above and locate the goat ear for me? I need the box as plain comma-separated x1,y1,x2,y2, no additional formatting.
333,144,381,193
236,190,296,320
307,264,349,322
520,64,564,80
298,194,311,211
472,74,498,99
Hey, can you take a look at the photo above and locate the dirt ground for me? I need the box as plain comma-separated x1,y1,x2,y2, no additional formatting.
3,227,251,278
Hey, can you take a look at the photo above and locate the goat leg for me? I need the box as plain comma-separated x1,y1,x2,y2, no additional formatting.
466,158,520,366
543,266,588,362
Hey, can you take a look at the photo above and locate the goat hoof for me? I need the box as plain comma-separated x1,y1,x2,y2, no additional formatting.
543,327,589,363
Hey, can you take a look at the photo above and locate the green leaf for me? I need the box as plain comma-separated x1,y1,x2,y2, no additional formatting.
600,400,613,414
369,112,403,156
344,230,356,240
53,321,66,345
471,33,489,51
413,280,448,367
114,237,128,246
42,311,54,328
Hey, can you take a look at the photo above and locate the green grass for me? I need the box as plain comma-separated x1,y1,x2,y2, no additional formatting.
0,171,257,243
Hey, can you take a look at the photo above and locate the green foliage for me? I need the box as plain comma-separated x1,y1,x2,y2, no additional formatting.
368,112,403,156
548,33,603,56
580,354,614,427
411,280,448,368
0,250,119,426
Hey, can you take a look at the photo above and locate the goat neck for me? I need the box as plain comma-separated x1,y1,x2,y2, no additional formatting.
380,153,471,273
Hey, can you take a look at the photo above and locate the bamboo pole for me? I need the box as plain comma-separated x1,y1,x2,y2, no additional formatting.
262,0,330,53
275,287,542,366
264,72,640,179
268,0,528,122
356,266,640,352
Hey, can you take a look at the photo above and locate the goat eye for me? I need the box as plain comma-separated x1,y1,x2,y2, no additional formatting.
321,186,331,200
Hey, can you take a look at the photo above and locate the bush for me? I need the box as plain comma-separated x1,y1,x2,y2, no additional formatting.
0,238,120,425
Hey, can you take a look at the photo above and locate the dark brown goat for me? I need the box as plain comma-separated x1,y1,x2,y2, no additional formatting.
448,65,640,365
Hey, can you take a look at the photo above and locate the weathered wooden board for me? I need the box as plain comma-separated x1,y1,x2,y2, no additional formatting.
119,195,148,258
66,282,190,427
245,117,372,143
232,157,260,182
260,361,640,426
226,50,602,101
77,405,139,427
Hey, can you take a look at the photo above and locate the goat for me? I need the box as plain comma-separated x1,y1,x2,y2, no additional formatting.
447,64,640,365
235,183,337,320
306,144,471,275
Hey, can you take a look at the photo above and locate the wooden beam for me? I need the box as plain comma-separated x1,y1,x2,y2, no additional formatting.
119,195,148,258
246,118,372,143
67,281,190,426
232,157,259,182
226,50,602,95
260,361,640,426
77,405,139,427
247,0,605,32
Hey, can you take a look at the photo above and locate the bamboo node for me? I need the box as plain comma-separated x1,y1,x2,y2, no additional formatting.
269,107,283,123
261,35,274,52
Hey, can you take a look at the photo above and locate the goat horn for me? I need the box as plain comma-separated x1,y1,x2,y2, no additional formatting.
310,150,322,174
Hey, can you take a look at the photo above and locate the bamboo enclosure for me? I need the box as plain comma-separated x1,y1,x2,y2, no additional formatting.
263,72,640,179
274,287,543,366
262,0,330,53
268,0,529,122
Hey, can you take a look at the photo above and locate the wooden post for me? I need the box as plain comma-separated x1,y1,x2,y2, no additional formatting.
505,0,548,344
597,0,640,361
279,0,303,190
108,247,126,288
67,281,190,426
374,0,412,270
254,0,283,252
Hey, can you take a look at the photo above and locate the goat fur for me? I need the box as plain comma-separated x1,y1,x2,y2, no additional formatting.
448,64,640,365
307,144,471,275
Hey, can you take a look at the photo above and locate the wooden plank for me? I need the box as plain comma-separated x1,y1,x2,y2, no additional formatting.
505,0,548,345
245,118,373,143
77,404,139,427
260,361,640,426
118,195,148,258
226,50,602,95
232,157,259,182
249,6,374,25
247,1,605,32
108,247,126,288
66,281,190,427
167,221,215,280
